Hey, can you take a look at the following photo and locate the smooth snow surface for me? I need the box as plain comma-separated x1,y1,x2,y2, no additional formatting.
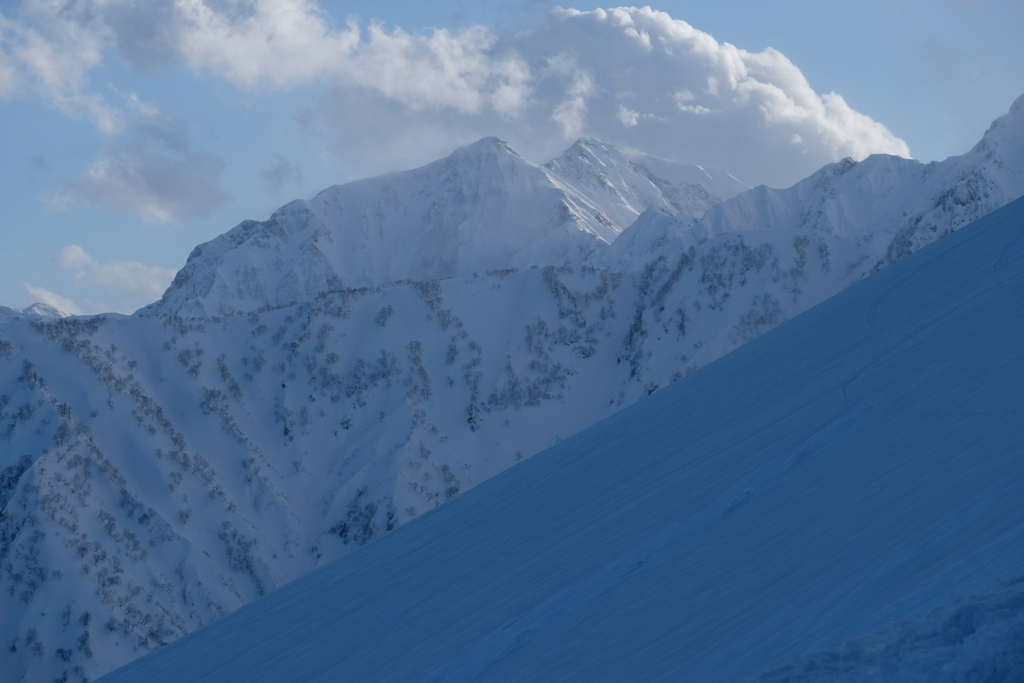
101,196,1024,682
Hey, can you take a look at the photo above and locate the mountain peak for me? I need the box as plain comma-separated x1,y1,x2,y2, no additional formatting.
21,302,70,318
970,92,1024,160
142,135,746,317
1011,91,1024,116
548,136,634,169
450,136,523,163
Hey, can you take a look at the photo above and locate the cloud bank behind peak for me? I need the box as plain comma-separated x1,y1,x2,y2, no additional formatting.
2,2,910,191
305,5,912,187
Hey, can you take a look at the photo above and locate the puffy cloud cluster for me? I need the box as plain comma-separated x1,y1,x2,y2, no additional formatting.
96,0,531,116
303,5,910,187
3,1,910,200
503,7,911,185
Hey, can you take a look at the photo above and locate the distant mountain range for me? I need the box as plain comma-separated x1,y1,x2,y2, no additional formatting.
2,95,1022,683
141,136,746,318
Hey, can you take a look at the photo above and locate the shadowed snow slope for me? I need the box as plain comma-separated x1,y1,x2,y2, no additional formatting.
101,195,1024,682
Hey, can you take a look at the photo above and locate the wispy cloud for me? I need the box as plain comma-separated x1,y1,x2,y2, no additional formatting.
57,105,229,222
0,1,120,132
58,245,177,301
23,283,82,315
261,155,305,194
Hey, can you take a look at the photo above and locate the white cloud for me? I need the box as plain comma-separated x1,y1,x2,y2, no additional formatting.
546,52,596,138
0,0,121,132
261,155,305,194
60,110,229,223
120,0,532,115
618,104,639,126
502,7,910,186
346,22,531,115
171,0,360,87
58,245,177,303
21,246,176,315
23,283,82,315
3,2,911,189
307,5,911,187
57,244,95,270
66,148,228,222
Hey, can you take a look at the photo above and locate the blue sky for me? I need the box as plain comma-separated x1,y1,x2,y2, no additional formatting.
1,0,1022,314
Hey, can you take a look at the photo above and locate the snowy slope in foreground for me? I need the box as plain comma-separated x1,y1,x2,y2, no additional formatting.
101,196,1024,681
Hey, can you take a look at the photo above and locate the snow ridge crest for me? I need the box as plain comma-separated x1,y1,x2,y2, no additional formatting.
140,137,746,318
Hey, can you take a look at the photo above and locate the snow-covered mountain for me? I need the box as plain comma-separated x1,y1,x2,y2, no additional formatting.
144,136,745,318
0,303,71,319
99,194,1024,682
693,92,1024,273
2,96,1023,683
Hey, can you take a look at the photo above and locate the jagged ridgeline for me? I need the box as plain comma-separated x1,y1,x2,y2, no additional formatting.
2,95,1023,683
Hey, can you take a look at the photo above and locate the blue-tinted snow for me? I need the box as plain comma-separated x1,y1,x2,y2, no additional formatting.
101,196,1024,681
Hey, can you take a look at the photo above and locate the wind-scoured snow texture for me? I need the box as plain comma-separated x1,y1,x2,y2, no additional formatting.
100,194,1024,683
143,136,744,318
693,93,1024,276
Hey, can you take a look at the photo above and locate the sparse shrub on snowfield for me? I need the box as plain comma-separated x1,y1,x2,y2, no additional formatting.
216,355,243,401
699,239,776,310
406,341,432,401
463,342,483,431
732,293,786,345
375,306,394,327
329,486,379,547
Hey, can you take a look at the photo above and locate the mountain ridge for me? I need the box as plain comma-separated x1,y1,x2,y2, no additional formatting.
1,96,1023,682
693,92,1024,274
143,136,744,318
99,194,1024,683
